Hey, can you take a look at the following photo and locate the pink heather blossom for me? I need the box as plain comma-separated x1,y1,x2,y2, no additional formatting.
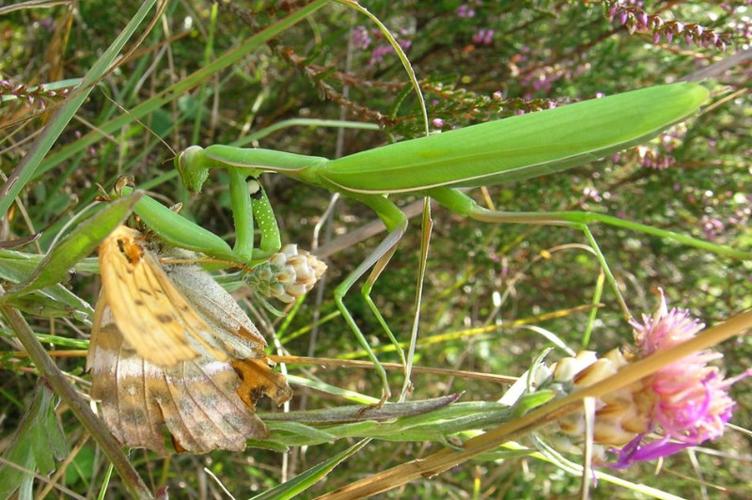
472,28,494,46
351,25,371,50
369,44,393,65
456,4,475,18
368,37,412,66
612,291,751,468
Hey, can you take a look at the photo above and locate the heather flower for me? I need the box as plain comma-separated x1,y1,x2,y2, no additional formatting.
351,25,371,50
701,216,725,240
369,35,412,66
456,4,476,18
606,1,730,50
472,28,494,46
369,44,393,65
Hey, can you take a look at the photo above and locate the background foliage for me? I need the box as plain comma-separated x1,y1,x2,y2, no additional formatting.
1,0,750,497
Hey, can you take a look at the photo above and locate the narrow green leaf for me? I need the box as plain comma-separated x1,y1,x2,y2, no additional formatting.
0,257,93,319
10,192,143,296
251,439,369,500
0,0,158,216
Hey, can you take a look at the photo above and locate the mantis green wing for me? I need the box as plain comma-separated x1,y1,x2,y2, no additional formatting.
319,83,709,194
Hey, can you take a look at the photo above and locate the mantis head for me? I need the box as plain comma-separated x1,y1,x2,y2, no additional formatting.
175,145,211,193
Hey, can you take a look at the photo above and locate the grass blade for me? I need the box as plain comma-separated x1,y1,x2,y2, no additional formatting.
33,0,330,179
251,439,369,500
0,0,158,216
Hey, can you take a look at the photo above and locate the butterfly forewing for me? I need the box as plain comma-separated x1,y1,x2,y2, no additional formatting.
98,226,226,366
91,225,292,453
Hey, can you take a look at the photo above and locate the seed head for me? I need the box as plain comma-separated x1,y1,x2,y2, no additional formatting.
248,244,327,303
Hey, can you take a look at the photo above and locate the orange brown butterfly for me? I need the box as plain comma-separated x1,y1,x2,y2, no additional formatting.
88,225,292,454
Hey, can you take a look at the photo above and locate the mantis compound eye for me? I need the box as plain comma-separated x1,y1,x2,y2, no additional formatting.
176,145,210,193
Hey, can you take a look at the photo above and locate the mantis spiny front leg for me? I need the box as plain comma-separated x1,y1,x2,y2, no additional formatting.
173,152,413,404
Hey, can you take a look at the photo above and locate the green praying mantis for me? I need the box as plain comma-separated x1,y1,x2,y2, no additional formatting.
116,82,748,404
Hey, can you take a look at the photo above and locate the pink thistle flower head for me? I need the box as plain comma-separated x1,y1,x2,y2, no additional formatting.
613,290,751,468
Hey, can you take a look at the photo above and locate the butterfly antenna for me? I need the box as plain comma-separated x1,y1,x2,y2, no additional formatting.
99,87,177,158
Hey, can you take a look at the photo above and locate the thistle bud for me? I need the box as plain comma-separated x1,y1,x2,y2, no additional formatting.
248,244,327,303
549,348,653,449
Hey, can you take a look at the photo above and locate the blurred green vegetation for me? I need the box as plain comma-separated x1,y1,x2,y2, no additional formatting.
1,0,750,498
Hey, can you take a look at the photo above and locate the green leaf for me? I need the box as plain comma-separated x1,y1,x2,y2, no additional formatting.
0,257,93,320
0,386,68,498
9,192,143,296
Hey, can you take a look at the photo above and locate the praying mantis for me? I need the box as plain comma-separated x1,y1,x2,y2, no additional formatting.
119,81,748,404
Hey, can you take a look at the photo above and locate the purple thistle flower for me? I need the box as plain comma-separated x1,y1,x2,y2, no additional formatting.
611,291,752,468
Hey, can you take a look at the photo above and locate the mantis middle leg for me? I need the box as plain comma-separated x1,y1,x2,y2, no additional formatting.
334,194,408,404
429,188,752,321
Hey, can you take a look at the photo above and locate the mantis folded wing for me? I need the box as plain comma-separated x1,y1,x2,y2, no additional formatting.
125,82,748,404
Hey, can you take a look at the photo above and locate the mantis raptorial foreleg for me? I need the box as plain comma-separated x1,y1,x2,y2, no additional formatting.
173,152,412,403
124,174,282,269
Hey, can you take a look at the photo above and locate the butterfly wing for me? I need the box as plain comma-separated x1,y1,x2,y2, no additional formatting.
168,263,267,360
98,226,226,366
89,304,269,454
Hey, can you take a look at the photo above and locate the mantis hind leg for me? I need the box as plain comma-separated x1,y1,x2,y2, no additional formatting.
430,187,752,320
334,195,408,405
360,245,408,370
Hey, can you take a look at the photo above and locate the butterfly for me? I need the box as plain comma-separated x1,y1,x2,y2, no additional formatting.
88,225,291,453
